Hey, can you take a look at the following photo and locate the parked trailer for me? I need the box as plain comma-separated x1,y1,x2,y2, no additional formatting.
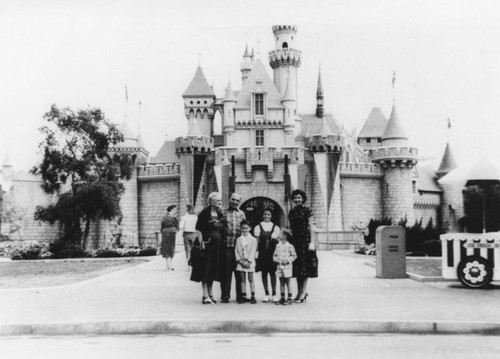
441,232,500,288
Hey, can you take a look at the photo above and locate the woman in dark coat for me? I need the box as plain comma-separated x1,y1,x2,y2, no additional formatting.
194,192,226,304
288,189,316,303
160,205,179,271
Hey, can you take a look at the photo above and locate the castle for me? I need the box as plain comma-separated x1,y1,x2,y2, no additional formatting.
0,25,462,249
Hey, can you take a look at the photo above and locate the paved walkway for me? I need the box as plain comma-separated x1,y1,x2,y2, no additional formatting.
1,251,500,336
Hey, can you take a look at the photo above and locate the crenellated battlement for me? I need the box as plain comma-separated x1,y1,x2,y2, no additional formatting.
137,163,180,179
372,146,418,168
175,136,214,155
272,25,298,35
269,48,302,69
305,135,344,154
339,162,382,175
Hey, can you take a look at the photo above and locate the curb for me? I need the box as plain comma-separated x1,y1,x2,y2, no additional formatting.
2,320,500,337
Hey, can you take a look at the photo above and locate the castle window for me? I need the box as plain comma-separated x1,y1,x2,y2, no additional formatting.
377,138,382,143
282,42,288,49
366,138,371,143
255,93,264,116
256,129,264,147
412,181,417,194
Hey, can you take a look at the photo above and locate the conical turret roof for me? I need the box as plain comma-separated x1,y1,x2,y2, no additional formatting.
316,66,324,98
382,105,408,141
223,80,237,102
358,108,388,138
182,66,215,98
436,142,458,177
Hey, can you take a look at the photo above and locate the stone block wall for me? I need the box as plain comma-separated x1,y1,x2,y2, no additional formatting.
340,176,383,230
138,178,180,248
382,166,415,224
2,174,59,242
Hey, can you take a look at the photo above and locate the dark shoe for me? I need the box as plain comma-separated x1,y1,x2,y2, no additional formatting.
286,298,293,305
238,298,246,304
250,297,257,304
293,293,308,303
276,298,286,305
220,298,230,303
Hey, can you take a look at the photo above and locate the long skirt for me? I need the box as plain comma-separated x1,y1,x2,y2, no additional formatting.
160,230,176,258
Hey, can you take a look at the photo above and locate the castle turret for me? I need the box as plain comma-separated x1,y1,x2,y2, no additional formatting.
240,44,253,86
281,77,296,145
222,80,237,146
372,105,418,223
182,66,216,137
269,25,302,101
437,129,461,232
316,66,324,118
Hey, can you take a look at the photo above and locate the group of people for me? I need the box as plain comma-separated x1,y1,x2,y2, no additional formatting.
160,189,318,305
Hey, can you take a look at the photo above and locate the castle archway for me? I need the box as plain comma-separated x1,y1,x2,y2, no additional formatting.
240,197,286,232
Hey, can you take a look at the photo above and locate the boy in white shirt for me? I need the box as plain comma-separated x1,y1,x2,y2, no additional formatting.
273,228,297,305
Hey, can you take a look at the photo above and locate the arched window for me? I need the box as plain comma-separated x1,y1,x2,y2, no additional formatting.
282,42,288,49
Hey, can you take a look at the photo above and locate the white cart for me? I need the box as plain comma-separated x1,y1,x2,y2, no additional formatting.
441,232,500,288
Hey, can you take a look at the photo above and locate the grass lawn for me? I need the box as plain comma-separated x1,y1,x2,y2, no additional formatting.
406,257,442,277
0,257,150,289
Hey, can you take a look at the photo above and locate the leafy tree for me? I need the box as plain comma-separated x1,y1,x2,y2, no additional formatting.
459,184,500,233
31,105,134,249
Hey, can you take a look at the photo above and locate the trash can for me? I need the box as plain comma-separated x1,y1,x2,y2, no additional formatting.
376,226,406,278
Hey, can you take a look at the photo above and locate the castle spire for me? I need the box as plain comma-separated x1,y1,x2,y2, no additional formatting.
316,64,324,118
437,118,458,178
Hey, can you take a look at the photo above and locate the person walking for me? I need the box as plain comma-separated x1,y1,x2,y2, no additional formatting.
179,204,198,266
195,192,226,304
253,207,280,302
235,220,258,304
221,192,246,303
273,228,297,305
160,205,179,271
288,189,317,303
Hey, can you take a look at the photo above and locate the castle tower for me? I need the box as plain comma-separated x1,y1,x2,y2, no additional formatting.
306,118,344,232
281,77,296,145
269,25,302,106
316,66,324,118
240,44,253,86
182,66,216,137
108,117,149,249
222,80,237,146
372,105,418,224
437,136,462,232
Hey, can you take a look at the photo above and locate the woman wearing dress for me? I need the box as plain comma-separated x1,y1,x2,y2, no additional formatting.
194,192,226,304
288,189,316,303
160,205,179,271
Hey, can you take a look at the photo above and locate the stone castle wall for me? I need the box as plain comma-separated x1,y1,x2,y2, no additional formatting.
340,176,383,230
382,166,416,224
1,174,59,242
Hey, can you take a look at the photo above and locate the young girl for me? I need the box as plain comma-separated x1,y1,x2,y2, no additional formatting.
235,220,258,304
253,207,280,302
273,229,297,305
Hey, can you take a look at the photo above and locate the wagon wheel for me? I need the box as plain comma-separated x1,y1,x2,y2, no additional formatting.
457,255,493,289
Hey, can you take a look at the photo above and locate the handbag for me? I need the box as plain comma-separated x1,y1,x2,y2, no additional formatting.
306,249,319,278
189,238,206,266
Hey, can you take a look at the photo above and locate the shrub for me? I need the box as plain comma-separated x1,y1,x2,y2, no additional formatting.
423,239,442,257
49,240,88,259
364,217,393,245
0,240,53,260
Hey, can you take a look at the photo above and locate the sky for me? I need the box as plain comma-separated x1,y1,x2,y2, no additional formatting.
0,0,499,172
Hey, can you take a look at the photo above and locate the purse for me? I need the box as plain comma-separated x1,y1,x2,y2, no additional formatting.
189,238,206,266
306,249,319,278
